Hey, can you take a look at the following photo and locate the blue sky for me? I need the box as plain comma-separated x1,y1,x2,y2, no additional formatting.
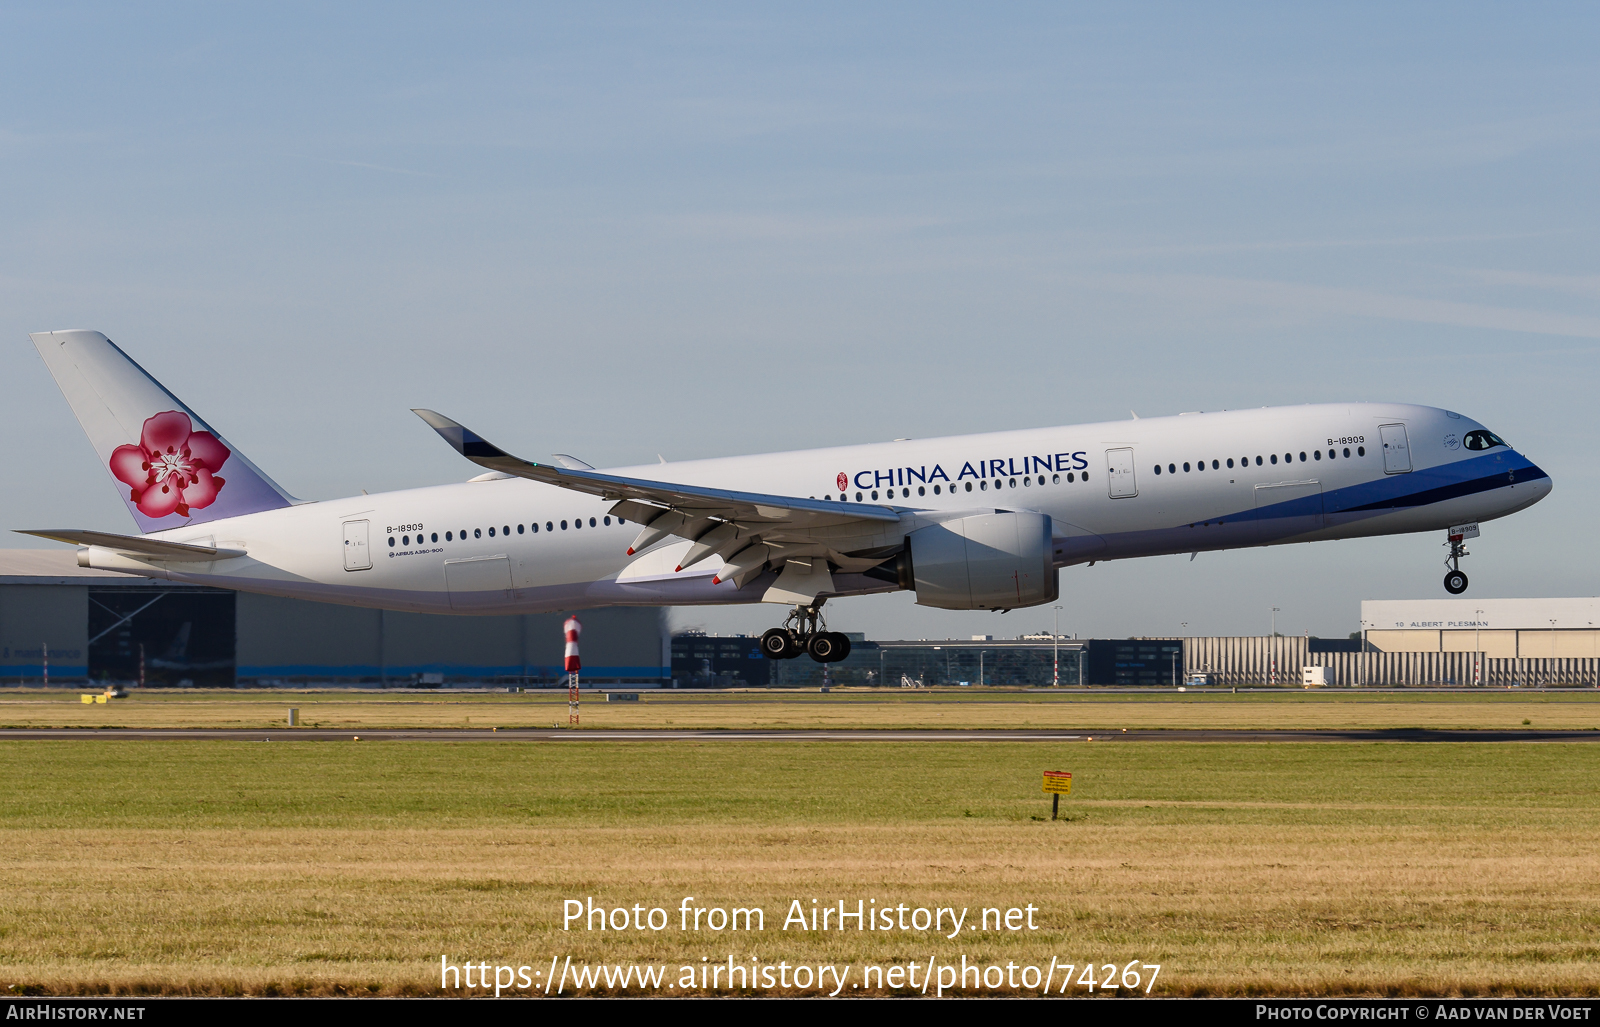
4,4,1597,640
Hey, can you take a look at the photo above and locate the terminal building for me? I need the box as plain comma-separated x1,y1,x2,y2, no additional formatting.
0,550,668,686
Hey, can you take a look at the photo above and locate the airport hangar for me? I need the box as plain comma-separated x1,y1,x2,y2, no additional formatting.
3,548,1597,688
0,549,668,686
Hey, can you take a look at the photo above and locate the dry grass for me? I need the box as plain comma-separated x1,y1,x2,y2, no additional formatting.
1,741,1599,996
3,687,1600,731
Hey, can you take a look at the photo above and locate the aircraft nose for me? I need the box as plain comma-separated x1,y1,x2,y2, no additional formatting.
1516,456,1553,503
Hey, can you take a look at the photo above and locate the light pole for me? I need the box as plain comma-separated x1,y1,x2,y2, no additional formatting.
1270,607,1281,686
1053,606,1062,687
1550,618,1558,686
1178,622,1188,687
1474,609,1483,687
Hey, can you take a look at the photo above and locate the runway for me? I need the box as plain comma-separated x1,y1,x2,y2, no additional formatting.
3,727,1598,742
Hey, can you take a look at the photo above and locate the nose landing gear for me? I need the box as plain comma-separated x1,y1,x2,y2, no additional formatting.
1443,523,1478,595
760,602,853,663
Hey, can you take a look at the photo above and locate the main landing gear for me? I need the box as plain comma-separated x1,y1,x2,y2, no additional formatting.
761,602,853,664
1443,524,1475,595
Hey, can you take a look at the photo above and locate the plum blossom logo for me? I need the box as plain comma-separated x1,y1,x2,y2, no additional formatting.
836,472,848,492
109,411,230,519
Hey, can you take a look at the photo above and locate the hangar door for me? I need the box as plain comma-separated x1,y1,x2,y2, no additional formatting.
87,588,236,687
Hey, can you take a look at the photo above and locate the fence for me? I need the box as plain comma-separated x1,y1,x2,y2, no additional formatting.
1173,636,1600,687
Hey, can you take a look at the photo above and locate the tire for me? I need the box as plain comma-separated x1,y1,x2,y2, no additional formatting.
760,628,792,660
833,633,852,661
807,632,839,663
1444,570,1469,595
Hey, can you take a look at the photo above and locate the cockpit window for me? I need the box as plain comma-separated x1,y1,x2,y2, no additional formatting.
1463,430,1507,451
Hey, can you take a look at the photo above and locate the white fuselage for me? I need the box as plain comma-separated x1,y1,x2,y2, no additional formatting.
80,403,1551,614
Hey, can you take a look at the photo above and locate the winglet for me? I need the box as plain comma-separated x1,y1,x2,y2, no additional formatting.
411,410,517,462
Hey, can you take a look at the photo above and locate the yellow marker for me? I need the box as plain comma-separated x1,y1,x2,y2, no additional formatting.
95,694,107,704
81,694,94,704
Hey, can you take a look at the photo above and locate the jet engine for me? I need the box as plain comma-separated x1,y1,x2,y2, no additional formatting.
904,512,1058,610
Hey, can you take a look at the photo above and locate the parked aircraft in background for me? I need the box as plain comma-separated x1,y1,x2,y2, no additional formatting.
21,330,1551,663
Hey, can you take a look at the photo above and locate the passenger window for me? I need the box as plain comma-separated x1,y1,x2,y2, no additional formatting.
402,535,409,545
1009,478,1016,488
1357,446,1365,457
1168,464,1175,474
1081,470,1088,480
871,490,879,500
1212,460,1219,470
1196,461,1203,472
561,521,567,530
1270,454,1278,465
856,492,864,501
1255,456,1262,466
431,532,438,543
1154,465,1162,475
474,528,482,538
965,482,973,492
1314,450,1322,460
1299,452,1306,462
387,537,395,548
446,531,453,541
824,495,832,501
933,485,941,494
1051,475,1059,484
604,516,611,525
1463,430,1507,451
531,523,538,533
503,525,510,535
1226,458,1234,468
488,527,495,537
1067,472,1075,482
574,519,581,529
1037,476,1044,485
517,523,525,534
589,517,596,527
918,486,926,496
980,480,988,491
546,522,553,532
1343,448,1350,458
1183,462,1190,472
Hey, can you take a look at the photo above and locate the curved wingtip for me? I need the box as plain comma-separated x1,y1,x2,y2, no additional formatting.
411,409,510,461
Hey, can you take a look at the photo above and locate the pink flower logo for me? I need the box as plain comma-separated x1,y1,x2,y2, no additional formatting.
109,411,230,519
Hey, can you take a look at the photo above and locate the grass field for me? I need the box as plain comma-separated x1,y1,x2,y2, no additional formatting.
5,686,1600,731
3,737,1600,996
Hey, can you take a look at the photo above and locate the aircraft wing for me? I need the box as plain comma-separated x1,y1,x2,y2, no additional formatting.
413,409,904,594
412,409,898,530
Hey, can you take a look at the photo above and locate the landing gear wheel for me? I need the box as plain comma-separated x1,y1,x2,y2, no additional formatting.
1444,570,1469,595
808,632,847,663
761,628,799,660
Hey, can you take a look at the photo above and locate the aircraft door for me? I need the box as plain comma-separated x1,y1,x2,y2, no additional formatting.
1106,448,1137,498
343,519,371,571
1379,423,1412,474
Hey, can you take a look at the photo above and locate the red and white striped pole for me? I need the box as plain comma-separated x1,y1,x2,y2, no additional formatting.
565,616,582,725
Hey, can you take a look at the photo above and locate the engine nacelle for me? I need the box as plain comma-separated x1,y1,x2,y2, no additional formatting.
906,512,1058,610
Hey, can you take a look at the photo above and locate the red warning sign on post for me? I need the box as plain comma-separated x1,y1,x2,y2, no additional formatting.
1042,770,1072,795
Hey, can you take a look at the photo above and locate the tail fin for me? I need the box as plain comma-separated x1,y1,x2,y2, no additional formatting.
30,330,297,533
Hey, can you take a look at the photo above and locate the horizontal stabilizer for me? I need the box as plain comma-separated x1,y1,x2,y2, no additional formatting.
15,529,246,562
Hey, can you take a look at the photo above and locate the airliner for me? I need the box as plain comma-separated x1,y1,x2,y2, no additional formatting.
21,330,1551,663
